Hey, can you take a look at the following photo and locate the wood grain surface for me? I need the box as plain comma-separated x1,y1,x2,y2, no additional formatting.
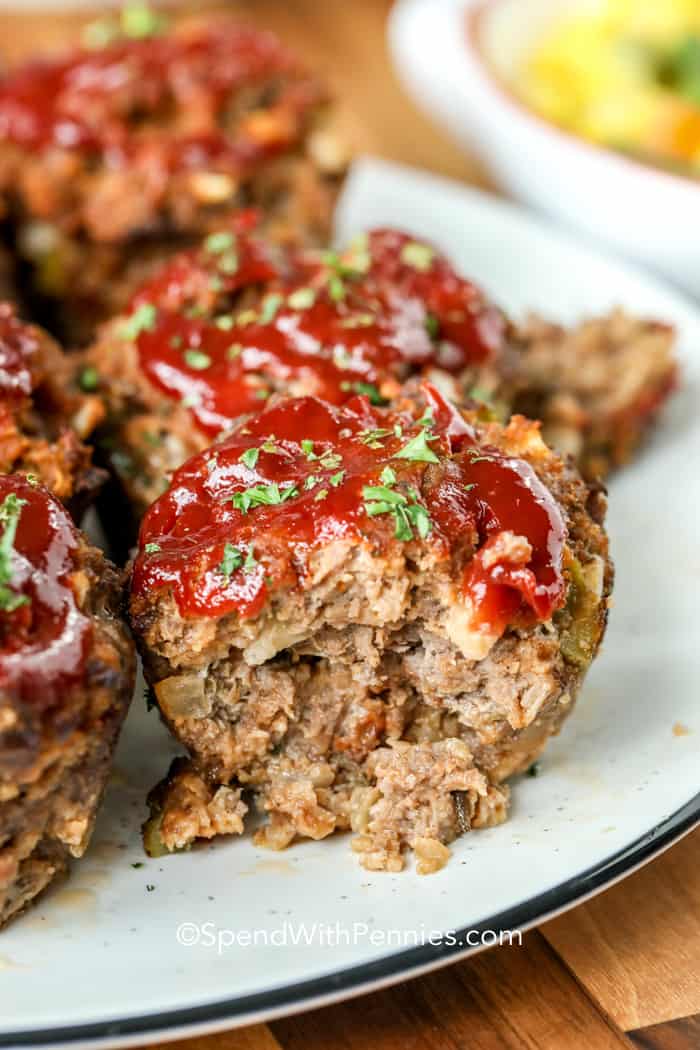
1,2,697,1047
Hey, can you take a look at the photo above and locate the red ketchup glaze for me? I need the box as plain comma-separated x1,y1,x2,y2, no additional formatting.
0,24,319,170
130,227,506,437
133,385,567,643
0,302,41,403
0,475,91,707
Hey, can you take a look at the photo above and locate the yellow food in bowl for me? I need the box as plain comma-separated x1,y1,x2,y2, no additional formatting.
518,0,700,174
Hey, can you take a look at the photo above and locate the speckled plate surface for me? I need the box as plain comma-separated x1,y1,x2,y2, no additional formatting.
2,158,699,1050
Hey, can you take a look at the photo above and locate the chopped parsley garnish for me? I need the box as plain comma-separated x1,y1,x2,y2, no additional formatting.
219,543,244,578
328,274,346,302
121,2,166,39
340,312,375,329
144,542,161,554
260,294,283,325
231,482,298,514
464,483,476,493
340,381,387,405
243,550,258,573
393,429,440,464
329,470,345,487
287,287,316,310
120,302,157,340
380,465,397,485
204,232,235,255
0,493,28,612
359,427,392,448
78,366,99,392
239,448,260,470
215,315,234,330
424,312,440,340
467,449,496,464
236,309,258,327
227,344,243,359
362,480,431,542
184,350,211,371
341,233,372,275
314,488,329,502
400,241,435,272
300,441,342,470
304,474,321,490
254,388,271,400
218,252,239,275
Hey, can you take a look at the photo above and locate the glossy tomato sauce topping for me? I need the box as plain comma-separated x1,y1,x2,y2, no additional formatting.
133,386,566,640
127,227,506,437
0,303,41,403
0,23,321,168
0,474,91,706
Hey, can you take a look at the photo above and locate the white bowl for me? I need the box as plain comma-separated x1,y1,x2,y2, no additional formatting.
389,0,700,299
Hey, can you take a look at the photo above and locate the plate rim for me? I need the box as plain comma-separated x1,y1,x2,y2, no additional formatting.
4,797,698,1050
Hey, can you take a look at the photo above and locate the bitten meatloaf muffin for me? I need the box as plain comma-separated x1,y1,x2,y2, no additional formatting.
0,16,346,343
85,223,676,531
0,302,104,512
0,474,135,925
130,385,611,873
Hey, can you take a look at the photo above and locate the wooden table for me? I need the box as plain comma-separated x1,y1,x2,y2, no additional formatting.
2,3,698,1046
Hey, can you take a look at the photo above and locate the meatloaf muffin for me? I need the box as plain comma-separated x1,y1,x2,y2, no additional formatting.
509,310,678,481
0,16,346,343
0,474,135,925
85,222,676,534
0,302,104,513
83,224,507,528
130,385,611,873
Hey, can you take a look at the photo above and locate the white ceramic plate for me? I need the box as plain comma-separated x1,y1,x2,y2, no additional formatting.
1,158,699,1049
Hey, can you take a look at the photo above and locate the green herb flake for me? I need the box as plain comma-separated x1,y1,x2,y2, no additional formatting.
0,493,29,612
236,309,258,327
219,543,244,578
328,274,346,302
243,549,259,573
121,3,166,39
301,439,315,459
215,315,235,331
227,343,243,360
204,231,236,255
287,287,316,310
329,470,345,487
400,241,435,272
231,482,299,514
260,294,284,325
78,366,99,392
254,388,271,400
359,427,392,449
304,474,321,491
380,466,397,486
340,312,375,329
362,482,431,542
120,302,157,341
184,350,212,371
424,312,440,340
144,542,161,554
314,488,329,502
341,381,387,405
218,251,239,276
393,429,440,464
239,448,260,470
